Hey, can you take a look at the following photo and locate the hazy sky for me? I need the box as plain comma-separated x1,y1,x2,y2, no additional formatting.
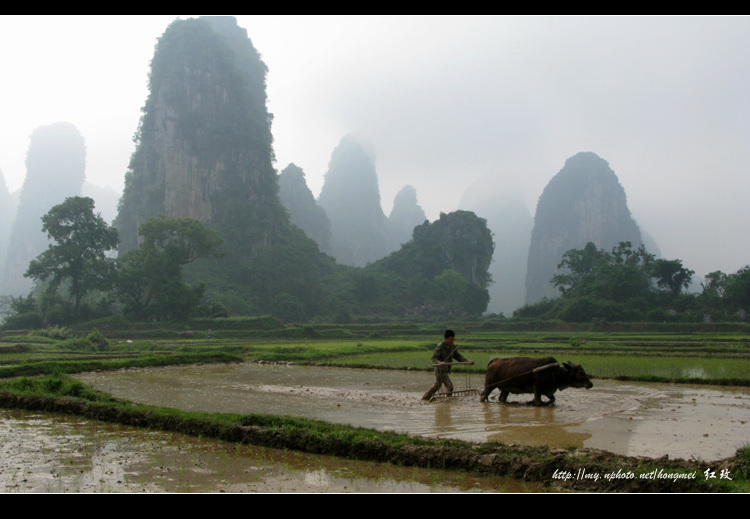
1,15,748,279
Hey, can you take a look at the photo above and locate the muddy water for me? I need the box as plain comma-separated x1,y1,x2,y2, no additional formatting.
0,408,527,493
77,363,750,462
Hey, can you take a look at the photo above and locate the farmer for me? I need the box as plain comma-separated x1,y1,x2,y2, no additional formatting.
422,329,474,401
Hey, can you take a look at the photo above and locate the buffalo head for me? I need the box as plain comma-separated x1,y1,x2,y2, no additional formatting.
563,361,593,389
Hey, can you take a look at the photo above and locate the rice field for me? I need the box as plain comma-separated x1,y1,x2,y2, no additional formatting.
3,326,750,385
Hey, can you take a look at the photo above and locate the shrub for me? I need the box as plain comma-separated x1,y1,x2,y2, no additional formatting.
87,327,110,351
38,325,74,340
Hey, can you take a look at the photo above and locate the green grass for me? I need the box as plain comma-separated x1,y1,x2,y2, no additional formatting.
330,346,750,385
566,354,750,383
4,327,750,385
0,352,242,378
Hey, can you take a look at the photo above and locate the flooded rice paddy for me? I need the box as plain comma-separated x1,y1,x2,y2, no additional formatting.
76,363,750,461
0,408,524,493
4,362,748,492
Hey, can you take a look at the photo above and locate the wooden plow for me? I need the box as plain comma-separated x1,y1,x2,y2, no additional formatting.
428,362,480,400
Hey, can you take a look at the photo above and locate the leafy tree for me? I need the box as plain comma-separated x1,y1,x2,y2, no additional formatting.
0,296,12,323
701,271,729,298
551,242,609,297
116,215,224,320
552,241,654,302
357,211,493,320
725,266,750,313
697,270,729,316
652,258,694,296
25,197,119,316
0,295,42,330
431,269,490,319
375,210,494,288
241,230,325,320
548,241,701,322
604,242,655,302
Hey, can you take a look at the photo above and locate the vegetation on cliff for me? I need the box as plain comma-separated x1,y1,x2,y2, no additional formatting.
116,16,288,257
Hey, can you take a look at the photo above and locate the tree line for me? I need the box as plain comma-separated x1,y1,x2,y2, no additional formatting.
5,197,746,328
515,241,750,323
1,198,495,328
3,197,225,329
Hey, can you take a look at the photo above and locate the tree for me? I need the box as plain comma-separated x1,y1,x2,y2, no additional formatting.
552,241,654,302
25,197,119,316
652,258,694,296
375,210,494,288
725,266,750,313
548,241,702,322
116,215,224,320
0,295,42,330
551,242,609,297
701,271,729,297
431,269,490,319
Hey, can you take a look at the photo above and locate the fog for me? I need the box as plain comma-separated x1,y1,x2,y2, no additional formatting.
1,15,748,280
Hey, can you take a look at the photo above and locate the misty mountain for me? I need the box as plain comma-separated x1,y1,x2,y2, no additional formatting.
1,16,495,323
525,152,643,304
459,179,533,315
317,135,389,267
82,182,120,227
1,122,86,296
0,169,14,291
115,16,290,258
386,185,427,252
639,227,662,259
278,163,332,255
111,16,346,319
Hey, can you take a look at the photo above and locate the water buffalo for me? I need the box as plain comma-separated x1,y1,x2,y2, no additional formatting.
479,356,593,406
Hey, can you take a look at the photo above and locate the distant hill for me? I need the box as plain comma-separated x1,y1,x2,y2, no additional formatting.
0,169,14,293
317,135,389,267
525,152,642,304
115,16,291,258
82,182,120,226
1,122,86,296
459,179,533,315
278,163,332,255
386,185,427,253
102,16,495,322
